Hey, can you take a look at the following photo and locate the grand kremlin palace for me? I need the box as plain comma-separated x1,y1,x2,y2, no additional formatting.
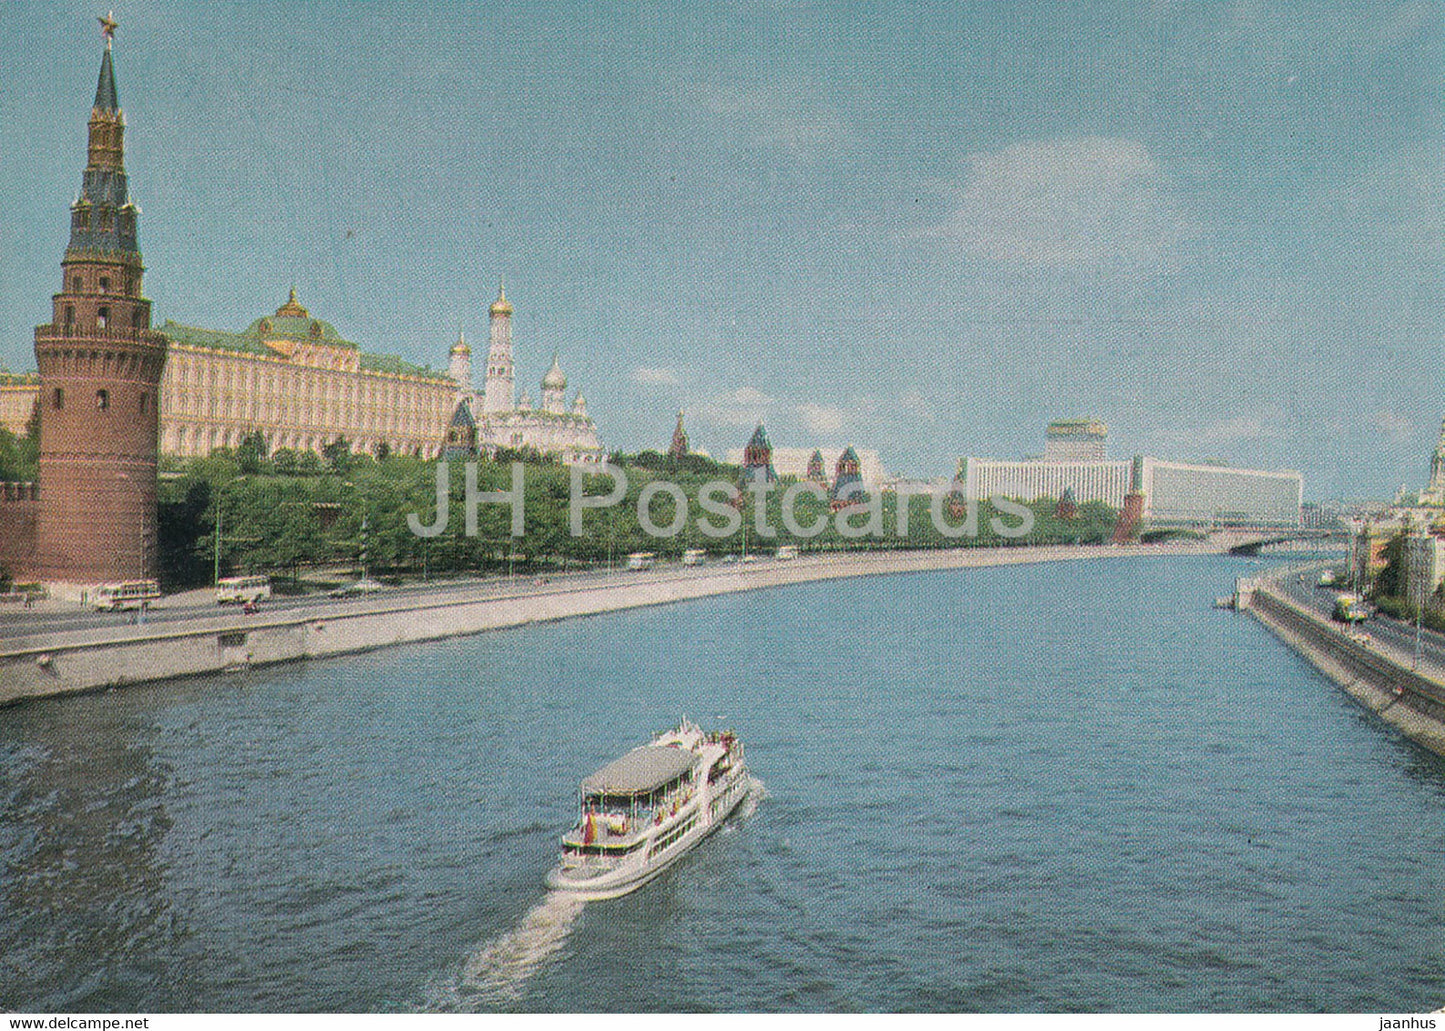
1,287,600,461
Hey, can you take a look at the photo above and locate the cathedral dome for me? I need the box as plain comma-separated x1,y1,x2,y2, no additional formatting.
451,333,470,356
489,283,513,317
247,288,356,348
275,286,308,319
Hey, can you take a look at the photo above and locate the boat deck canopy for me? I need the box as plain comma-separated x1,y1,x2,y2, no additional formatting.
582,746,697,795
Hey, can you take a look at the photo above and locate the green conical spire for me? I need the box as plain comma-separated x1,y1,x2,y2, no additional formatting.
94,44,119,112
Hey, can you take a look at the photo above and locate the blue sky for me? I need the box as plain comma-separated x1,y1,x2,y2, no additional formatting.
0,1,1440,497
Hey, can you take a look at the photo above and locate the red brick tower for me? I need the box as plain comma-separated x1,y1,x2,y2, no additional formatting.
668,411,689,459
33,20,167,583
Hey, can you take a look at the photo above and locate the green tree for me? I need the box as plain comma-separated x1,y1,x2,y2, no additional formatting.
323,438,352,474
1374,531,1407,600
0,399,41,482
236,430,269,475
156,478,212,588
296,450,323,476
272,448,300,476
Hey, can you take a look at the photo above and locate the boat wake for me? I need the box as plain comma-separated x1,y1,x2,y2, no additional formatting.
424,773,765,1010
734,775,768,821
426,890,586,1011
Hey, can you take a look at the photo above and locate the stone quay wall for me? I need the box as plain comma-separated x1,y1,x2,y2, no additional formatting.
0,543,1214,707
1249,584,1445,756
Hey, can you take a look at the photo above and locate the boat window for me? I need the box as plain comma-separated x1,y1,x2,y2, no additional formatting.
586,792,635,811
566,840,643,857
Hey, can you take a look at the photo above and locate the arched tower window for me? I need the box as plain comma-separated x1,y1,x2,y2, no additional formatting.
64,305,75,331
139,392,148,414
97,305,109,329
99,276,110,293
53,388,64,410
95,389,109,410
72,276,82,293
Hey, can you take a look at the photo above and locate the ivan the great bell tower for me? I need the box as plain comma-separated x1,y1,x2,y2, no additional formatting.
33,16,168,584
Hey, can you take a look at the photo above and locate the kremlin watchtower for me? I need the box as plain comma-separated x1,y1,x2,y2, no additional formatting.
738,424,777,489
830,446,864,510
33,19,167,583
669,411,689,460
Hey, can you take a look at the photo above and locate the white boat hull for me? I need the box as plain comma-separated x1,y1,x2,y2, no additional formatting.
546,765,751,901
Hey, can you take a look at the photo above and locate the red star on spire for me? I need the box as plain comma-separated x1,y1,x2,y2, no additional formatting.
98,10,117,45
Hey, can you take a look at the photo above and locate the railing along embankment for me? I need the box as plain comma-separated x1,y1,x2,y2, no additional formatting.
0,542,1219,707
1248,583,1445,757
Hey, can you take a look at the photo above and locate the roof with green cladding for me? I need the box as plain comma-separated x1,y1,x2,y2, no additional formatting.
94,47,118,112
243,313,358,349
359,352,449,380
158,320,450,381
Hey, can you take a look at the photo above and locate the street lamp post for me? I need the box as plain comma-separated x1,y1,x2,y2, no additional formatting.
213,476,248,586
1414,565,1425,672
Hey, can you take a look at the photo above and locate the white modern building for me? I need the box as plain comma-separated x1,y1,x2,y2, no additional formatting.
959,420,1303,527
959,457,1134,509
1141,459,1302,526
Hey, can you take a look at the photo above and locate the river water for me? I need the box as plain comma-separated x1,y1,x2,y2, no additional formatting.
3,554,1443,1012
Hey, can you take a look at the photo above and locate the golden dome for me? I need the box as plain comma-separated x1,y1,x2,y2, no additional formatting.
489,281,513,317
275,286,309,319
451,332,470,356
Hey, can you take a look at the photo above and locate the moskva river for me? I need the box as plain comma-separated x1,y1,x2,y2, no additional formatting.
3,555,1443,1012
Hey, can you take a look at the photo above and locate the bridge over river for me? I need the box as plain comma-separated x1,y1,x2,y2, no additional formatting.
1205,527,1349,556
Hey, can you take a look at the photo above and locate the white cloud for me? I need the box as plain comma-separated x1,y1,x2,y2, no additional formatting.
920,137,1196,271
691,386,777,430
1144,408,1289,460
731,386,775,406
631,366,682,387
1374,410,1416,447
1195,414,1270,446
797,403,846,434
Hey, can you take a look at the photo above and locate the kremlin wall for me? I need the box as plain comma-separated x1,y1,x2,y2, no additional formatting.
0,26,1313,589
0,29,604,585
0,33,607,469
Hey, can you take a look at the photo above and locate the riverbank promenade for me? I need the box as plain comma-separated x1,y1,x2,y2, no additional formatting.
1247,573,1445,757
1,541,1224,706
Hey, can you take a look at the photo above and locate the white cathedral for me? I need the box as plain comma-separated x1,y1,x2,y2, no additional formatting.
444,283,606,465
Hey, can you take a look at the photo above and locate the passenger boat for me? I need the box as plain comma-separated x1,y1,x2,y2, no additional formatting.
546,720,750,901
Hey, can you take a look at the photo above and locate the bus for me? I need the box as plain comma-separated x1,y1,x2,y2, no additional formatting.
215,575,272,606
681,549,707,567
625,552,656,571
92,580,161,611
1333,593,1370,623
775,545,799,561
